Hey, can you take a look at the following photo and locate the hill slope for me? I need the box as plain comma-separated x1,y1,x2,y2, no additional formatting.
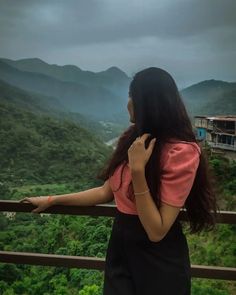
0,57,130,91
180,79,236,116
0,79,125,141
0,60,128,121
0,99,112,187
1,57,235,121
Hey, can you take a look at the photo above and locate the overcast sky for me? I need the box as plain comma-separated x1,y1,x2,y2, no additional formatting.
0,0,235,89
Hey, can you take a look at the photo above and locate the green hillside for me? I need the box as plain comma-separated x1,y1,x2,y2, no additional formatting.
0,57,130,93
0,99,114,190
0,79,68,114
0,59,129,122
2,58,235,124
181,79,236,116
0,79,126,142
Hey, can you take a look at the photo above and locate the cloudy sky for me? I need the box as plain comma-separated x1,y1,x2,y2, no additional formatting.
0,0,235,88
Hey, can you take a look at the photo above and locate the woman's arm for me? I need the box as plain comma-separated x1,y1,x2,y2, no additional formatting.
19,180,114,213
51,179,114,206
131,169,181,242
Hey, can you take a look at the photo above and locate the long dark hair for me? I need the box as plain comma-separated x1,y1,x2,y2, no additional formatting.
97,67,219,234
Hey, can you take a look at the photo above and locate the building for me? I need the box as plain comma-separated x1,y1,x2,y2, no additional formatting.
194,115,236,160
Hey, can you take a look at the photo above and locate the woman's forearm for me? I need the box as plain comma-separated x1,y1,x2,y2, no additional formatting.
51,186,106,206
131,168,163,241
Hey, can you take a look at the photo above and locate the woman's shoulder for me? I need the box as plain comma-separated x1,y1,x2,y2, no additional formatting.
160,138,201,167
163,138,201,155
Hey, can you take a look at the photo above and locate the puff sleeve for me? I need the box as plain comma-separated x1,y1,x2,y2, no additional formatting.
160,143,201,207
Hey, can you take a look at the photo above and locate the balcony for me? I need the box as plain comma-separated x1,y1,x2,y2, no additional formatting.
208,142,236,151
0,200,236,281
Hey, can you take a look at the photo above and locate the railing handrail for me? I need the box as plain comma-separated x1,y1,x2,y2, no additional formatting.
0,250,235,281
1,199,236,281
1,200,236,224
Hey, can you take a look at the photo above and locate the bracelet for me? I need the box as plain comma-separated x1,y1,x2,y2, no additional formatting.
47,195,53,203
134,189,150,196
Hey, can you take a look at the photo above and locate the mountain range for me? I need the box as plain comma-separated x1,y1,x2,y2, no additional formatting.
181,79,236,117
0,57,235,131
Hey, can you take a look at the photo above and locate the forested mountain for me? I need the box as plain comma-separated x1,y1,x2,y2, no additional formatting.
0,57,129,95
0,99,114,189
0,79,68,114
181,79,236,116
0,79,126,142
0,60,129,122
1,58,235,125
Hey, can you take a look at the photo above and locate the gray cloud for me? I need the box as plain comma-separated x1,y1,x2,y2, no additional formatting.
0,0,235,88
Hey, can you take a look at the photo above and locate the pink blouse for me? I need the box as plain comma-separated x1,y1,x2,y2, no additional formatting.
109,140,201,215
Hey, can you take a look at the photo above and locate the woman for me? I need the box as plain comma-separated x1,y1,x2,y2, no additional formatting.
20,67,219,295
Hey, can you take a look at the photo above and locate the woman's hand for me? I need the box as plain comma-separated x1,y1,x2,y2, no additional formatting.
128,133,156,172
19,196,54,213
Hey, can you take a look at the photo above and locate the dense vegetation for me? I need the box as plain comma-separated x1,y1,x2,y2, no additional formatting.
0,59,130,122
0,87,235,294
181,79,236,117
0,79,125,143
0,102,113,190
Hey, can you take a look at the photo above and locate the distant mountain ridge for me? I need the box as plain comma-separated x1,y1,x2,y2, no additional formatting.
0,57,235,123
180,79,236,116
0,79,125,142
0,79,68,114
0,97,112,187
0,59,130,122
182,79,236,97
0,57,129,95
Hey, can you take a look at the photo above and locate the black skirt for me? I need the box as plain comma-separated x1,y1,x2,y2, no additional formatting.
103,208,191,295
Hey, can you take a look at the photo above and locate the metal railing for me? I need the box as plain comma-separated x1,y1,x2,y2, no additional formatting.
0,200,236,281
208,142,236,151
